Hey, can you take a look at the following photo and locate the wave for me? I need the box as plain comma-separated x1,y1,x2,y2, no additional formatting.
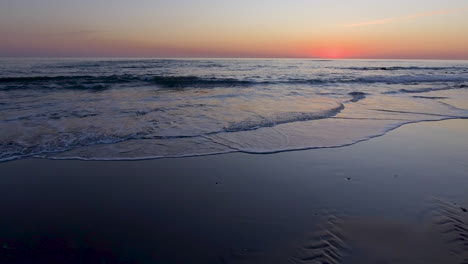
0,75,255,90
412,96,448,99
283,75,468,86
2,74,468,91
5,117,464,163
348,92,367,102
299,76,468,85
223,104,345,132
384,84,468,94
334,66,468,71
0,103,346,162
0,76,95,83
0,133,131,162
150,76,252,88
2,103,467,163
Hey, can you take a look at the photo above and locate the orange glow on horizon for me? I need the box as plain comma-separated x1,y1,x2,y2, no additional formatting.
315,47,351,59
2,25,468,59
301,40,362,59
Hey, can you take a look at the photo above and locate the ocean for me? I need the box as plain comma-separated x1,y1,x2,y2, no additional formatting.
1,58,468,162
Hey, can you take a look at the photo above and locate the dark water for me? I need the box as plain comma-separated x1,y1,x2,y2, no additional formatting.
1,58,468,162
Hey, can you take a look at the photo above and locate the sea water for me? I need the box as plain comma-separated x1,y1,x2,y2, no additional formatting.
1,58,467,161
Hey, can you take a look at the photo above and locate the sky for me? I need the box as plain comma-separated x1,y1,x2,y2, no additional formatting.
1,0,468,59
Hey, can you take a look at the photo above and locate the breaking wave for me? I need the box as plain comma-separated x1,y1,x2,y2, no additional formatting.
0,75,256,90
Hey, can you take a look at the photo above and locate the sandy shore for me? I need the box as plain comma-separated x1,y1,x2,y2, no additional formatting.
0,119,467,264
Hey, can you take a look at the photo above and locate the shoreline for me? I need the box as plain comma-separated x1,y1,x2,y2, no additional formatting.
0,119,467,263
2,117,467,164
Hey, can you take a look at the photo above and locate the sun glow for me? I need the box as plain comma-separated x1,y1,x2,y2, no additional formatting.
317,48,348,59
305,44,359,59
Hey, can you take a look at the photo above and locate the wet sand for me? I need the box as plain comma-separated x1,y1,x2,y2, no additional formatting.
0,119,467,264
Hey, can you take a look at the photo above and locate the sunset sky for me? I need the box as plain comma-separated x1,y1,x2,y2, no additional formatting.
1,0,468,59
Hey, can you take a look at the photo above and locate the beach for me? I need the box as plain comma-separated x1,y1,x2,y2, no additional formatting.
2,0,468,262
1,119,467,263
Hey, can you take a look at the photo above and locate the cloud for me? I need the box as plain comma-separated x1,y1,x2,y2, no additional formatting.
344,7,468,28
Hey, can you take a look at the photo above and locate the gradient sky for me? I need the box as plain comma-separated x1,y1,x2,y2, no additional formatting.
1,0,468,59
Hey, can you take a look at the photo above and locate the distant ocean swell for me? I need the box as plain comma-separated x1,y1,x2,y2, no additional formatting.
331,66,468,71
1,59,468,162
1,74,468,91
